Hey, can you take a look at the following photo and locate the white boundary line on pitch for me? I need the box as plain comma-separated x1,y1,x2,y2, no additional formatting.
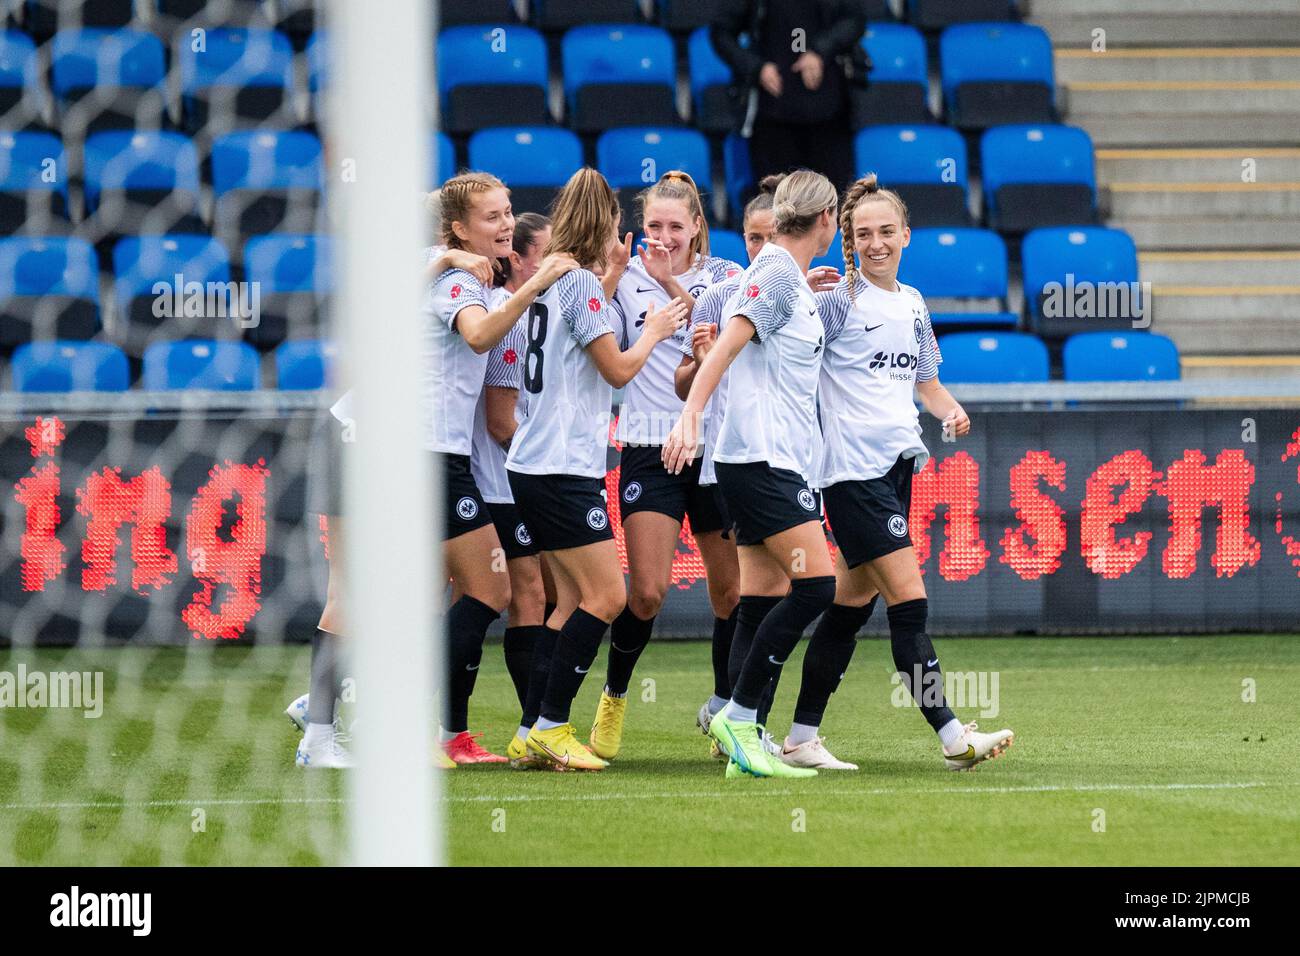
1,781,1293,812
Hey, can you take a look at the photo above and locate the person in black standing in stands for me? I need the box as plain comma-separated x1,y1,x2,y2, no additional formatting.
711,0,870,196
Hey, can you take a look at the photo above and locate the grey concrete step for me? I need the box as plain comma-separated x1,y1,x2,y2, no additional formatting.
1113,217,1300,248
1063,82,1300,115
1055,49,1300,84
1032,14,1300,46
1139,251,1300,285
1071,112,1300,146
1181,355,1300,379
1104,183,1300,218
1155,311,1300,354
1031,0,1299,14
1097,148,1300,183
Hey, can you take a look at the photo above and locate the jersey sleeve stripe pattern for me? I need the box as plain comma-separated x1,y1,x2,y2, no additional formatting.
560,270,614,348
484,319,525,388
726,254,802,341
431,268,489,330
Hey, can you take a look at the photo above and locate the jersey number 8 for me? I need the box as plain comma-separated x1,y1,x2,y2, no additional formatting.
524,303,548,394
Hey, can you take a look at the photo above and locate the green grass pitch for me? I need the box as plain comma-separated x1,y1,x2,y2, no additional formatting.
1,635,1297,866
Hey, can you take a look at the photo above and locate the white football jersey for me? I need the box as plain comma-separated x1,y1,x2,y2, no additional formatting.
711,243,825,483
424,267,493,455
471,288,525,504
506,269,617,479
678,275,743,486
611,253,740,446
816,277,941,486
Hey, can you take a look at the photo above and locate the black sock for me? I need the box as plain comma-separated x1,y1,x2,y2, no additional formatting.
732,577,836,710
605,606,655,696
793,598,877,727
711,610,738,699
756,669,781,729
522,626,559,728
307,628,341,725
540,608,610,724
503,625,540,716
727,595,781,695
887,598,955,732
444,594,499,733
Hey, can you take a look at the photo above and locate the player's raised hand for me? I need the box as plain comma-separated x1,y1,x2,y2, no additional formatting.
533,253,580,287
638,238,674,285
692,321,717,361
806,265,841,293
943,404,971,439
662,410,701,475
643,296,688,343
437,249,494,287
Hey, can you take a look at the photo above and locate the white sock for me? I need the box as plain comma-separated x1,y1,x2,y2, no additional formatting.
721,701,757,724
536,717,564,731
304,722,332,747
604,685,627,699
787,722,818,747
707,695,727,715
439,728,461,743
938,718,965,751
516,724,531,742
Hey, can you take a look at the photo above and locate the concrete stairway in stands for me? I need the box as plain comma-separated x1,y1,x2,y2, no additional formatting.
1027,0,1300,360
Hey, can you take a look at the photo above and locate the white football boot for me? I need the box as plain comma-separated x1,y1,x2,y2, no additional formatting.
284,693,310,732
294,727,355,769
943,721,1014,772
780,736,859,770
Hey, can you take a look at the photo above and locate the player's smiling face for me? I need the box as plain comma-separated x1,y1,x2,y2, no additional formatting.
454,186,515,261
852,200,910,289
743,208,775,263
643,198,700,274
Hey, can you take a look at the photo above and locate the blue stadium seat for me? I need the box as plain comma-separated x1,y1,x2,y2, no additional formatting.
853,125,970,227
438,25,549,134
243,233,331,351
1021,226,1140,339
275,339,336,389
981,124,1096,234
909,0,1017,32
435,131,455,186
1063,331,1179,382
112,234,234,366
937,331,1049,383
0,30,41,122
0,131,69,233
50,28,167,132
468,127,582,215
723,133,753,227
563,25,678,132
709,228,747,267
11,341,129,392
898,228,1016,330
688,27,743,134
940,23,1055,130
212,130,324,256
853,23,932,128
597,127,710,230
142,339,260,391
0,236,99,350
439,0,522,27
177,27,295,134
83,131,204,252
538,1,643,32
